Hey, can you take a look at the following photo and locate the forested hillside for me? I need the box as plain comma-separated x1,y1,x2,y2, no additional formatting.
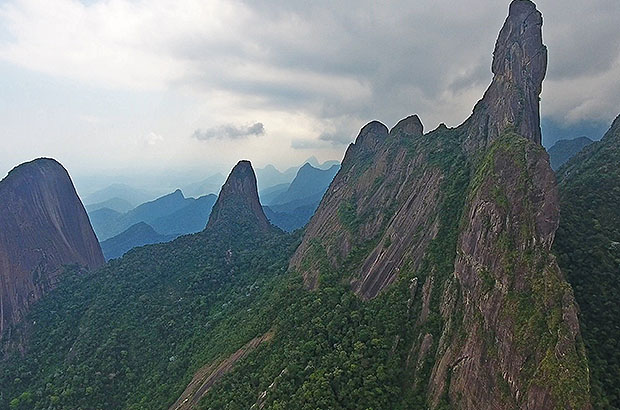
554,115,620,409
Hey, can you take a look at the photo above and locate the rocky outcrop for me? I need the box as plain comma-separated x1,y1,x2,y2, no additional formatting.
0,158,104,341
290,0,589,408
463,0,547,149
206,160,273,233
289,114,445,299
428,134,589,409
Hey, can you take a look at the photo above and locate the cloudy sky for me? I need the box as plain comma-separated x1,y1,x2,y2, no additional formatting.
1,0,619,192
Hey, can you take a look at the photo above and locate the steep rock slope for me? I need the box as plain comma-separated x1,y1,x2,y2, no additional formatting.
554,115,620,408
0,158,104,341
206,160,274,234
291,1,589,408
548,136,594,171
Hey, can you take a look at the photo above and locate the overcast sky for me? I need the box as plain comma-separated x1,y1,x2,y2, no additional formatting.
1,0,619,191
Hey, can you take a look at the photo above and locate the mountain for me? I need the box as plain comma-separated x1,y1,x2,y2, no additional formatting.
0,164,292,409
554,114,620,408
100,222,177,260
270,163,340,206
290,1,589,407
255,164,298,190
89,190,216,241
206,161,274,234
0,2,593,409
0,158,104,342
262,163,340,231
86,197,134,213
304,156,341,170
83,183,156,208
547,136,594,170
258,182,290,204
150,194,217,236
263,204,317,232
182,173,226,198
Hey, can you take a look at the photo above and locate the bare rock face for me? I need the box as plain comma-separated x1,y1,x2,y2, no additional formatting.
206,160,272,234
289,114,443,299
464,0,547,149
0,158,104,341
290,0,589,408
428,135,589,409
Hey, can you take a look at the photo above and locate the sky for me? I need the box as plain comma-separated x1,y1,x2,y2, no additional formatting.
0,0,619,194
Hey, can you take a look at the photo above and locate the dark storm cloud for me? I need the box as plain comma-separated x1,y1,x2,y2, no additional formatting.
1,0,619,165
192,122,265,141
172,0,620,129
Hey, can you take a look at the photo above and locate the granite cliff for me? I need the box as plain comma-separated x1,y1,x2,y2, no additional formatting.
291,1,590,408
0,158,104,342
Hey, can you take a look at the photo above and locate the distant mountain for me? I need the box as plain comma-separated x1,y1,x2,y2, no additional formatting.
150,194,217,235
262,163,339,231
100,222,176,261
258,183,290,205
86,197,134,213
263,203,318,232
304,156,341,170
271,163,340,206
254,164,298,190
0,158,104,340
89,190,216,241
547,136,594,170
182,173,226,198
84,183,157,208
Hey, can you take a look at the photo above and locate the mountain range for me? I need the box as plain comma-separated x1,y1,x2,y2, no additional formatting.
547,136,594,171
88,190,217,242
1,1,618,409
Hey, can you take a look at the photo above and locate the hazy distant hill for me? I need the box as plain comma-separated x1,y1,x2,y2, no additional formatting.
100,222,176,260
150,194,217,235
255,164,298,190
259,183,290,204
263,163,340,231
86,197,134,213
182,173,226,197
84,183,157,207
89,190,216,241
547,136,594,170
271,163,340,206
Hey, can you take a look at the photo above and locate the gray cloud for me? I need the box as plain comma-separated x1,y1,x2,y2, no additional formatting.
319,132,352,146
192,122,265,141
1,0,619,176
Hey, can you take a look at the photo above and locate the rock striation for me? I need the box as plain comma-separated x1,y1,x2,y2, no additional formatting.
206,160,273,234
0,158,104,341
